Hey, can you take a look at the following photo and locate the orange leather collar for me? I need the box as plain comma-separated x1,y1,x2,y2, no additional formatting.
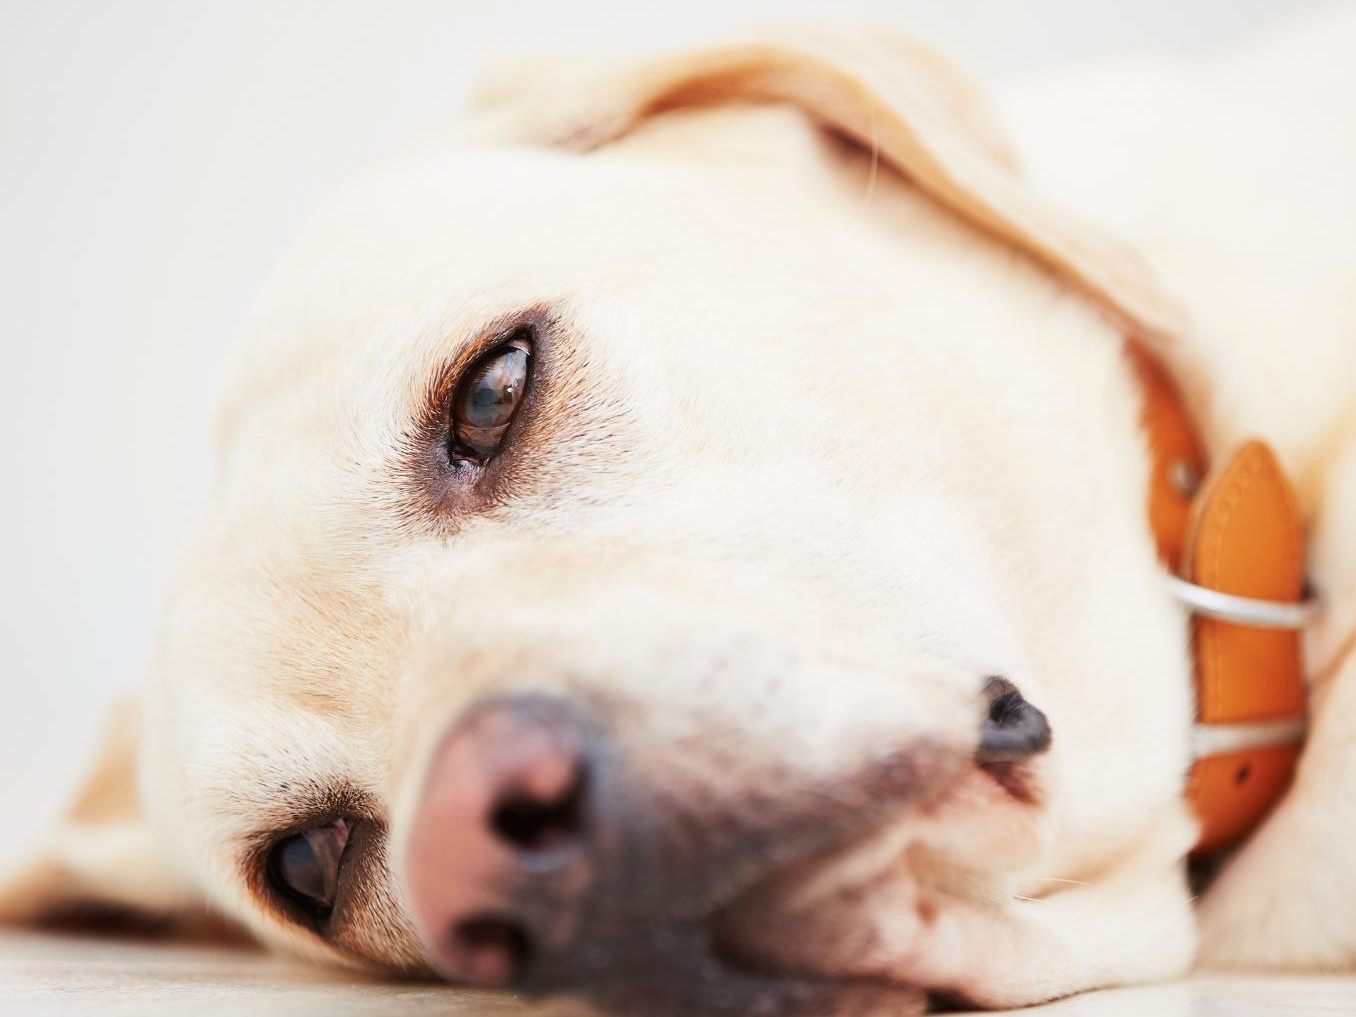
1129,343,1314,855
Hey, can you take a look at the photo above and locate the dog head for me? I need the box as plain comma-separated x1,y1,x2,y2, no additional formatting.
2,28,1196,1016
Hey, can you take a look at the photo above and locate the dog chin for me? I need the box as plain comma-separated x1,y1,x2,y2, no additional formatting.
709,824,939,996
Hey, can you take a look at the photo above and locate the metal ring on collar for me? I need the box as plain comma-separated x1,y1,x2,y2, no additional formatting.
1167,575,1323,630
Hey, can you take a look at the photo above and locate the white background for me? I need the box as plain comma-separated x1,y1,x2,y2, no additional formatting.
0,0,1331,868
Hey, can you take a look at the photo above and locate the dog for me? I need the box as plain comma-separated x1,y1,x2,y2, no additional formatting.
4,8,1354,1015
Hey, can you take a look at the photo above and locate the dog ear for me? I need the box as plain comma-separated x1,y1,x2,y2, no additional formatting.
0,698,234,939
469,26,1184,345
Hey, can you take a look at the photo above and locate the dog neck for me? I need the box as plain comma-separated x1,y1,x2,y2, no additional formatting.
1129,340,1315,855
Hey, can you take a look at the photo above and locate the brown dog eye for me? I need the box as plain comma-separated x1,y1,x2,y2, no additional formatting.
451,337,532,460
269,819,350,914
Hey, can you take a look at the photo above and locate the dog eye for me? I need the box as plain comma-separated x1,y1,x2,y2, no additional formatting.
451,336,532,461
268,819,350,914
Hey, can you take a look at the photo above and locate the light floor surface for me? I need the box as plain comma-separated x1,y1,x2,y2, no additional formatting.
3,931,1355,1016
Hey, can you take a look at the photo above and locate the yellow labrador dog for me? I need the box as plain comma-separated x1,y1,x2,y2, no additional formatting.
4,9,1355,1015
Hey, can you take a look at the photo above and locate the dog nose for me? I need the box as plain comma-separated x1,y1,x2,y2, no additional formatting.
403,692,975,1016
405,695,593,989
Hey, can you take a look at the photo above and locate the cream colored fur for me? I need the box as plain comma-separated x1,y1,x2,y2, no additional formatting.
3,7,1354,1013
1003,6,1356,971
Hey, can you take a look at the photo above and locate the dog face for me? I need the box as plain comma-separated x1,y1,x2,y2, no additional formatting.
4,30,1199,1017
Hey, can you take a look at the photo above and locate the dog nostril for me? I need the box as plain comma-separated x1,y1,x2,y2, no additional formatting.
491,764,588,852
451,915,533,987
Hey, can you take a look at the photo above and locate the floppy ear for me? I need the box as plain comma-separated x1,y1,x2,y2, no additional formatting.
469,26,1184,346
0,699,235,938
